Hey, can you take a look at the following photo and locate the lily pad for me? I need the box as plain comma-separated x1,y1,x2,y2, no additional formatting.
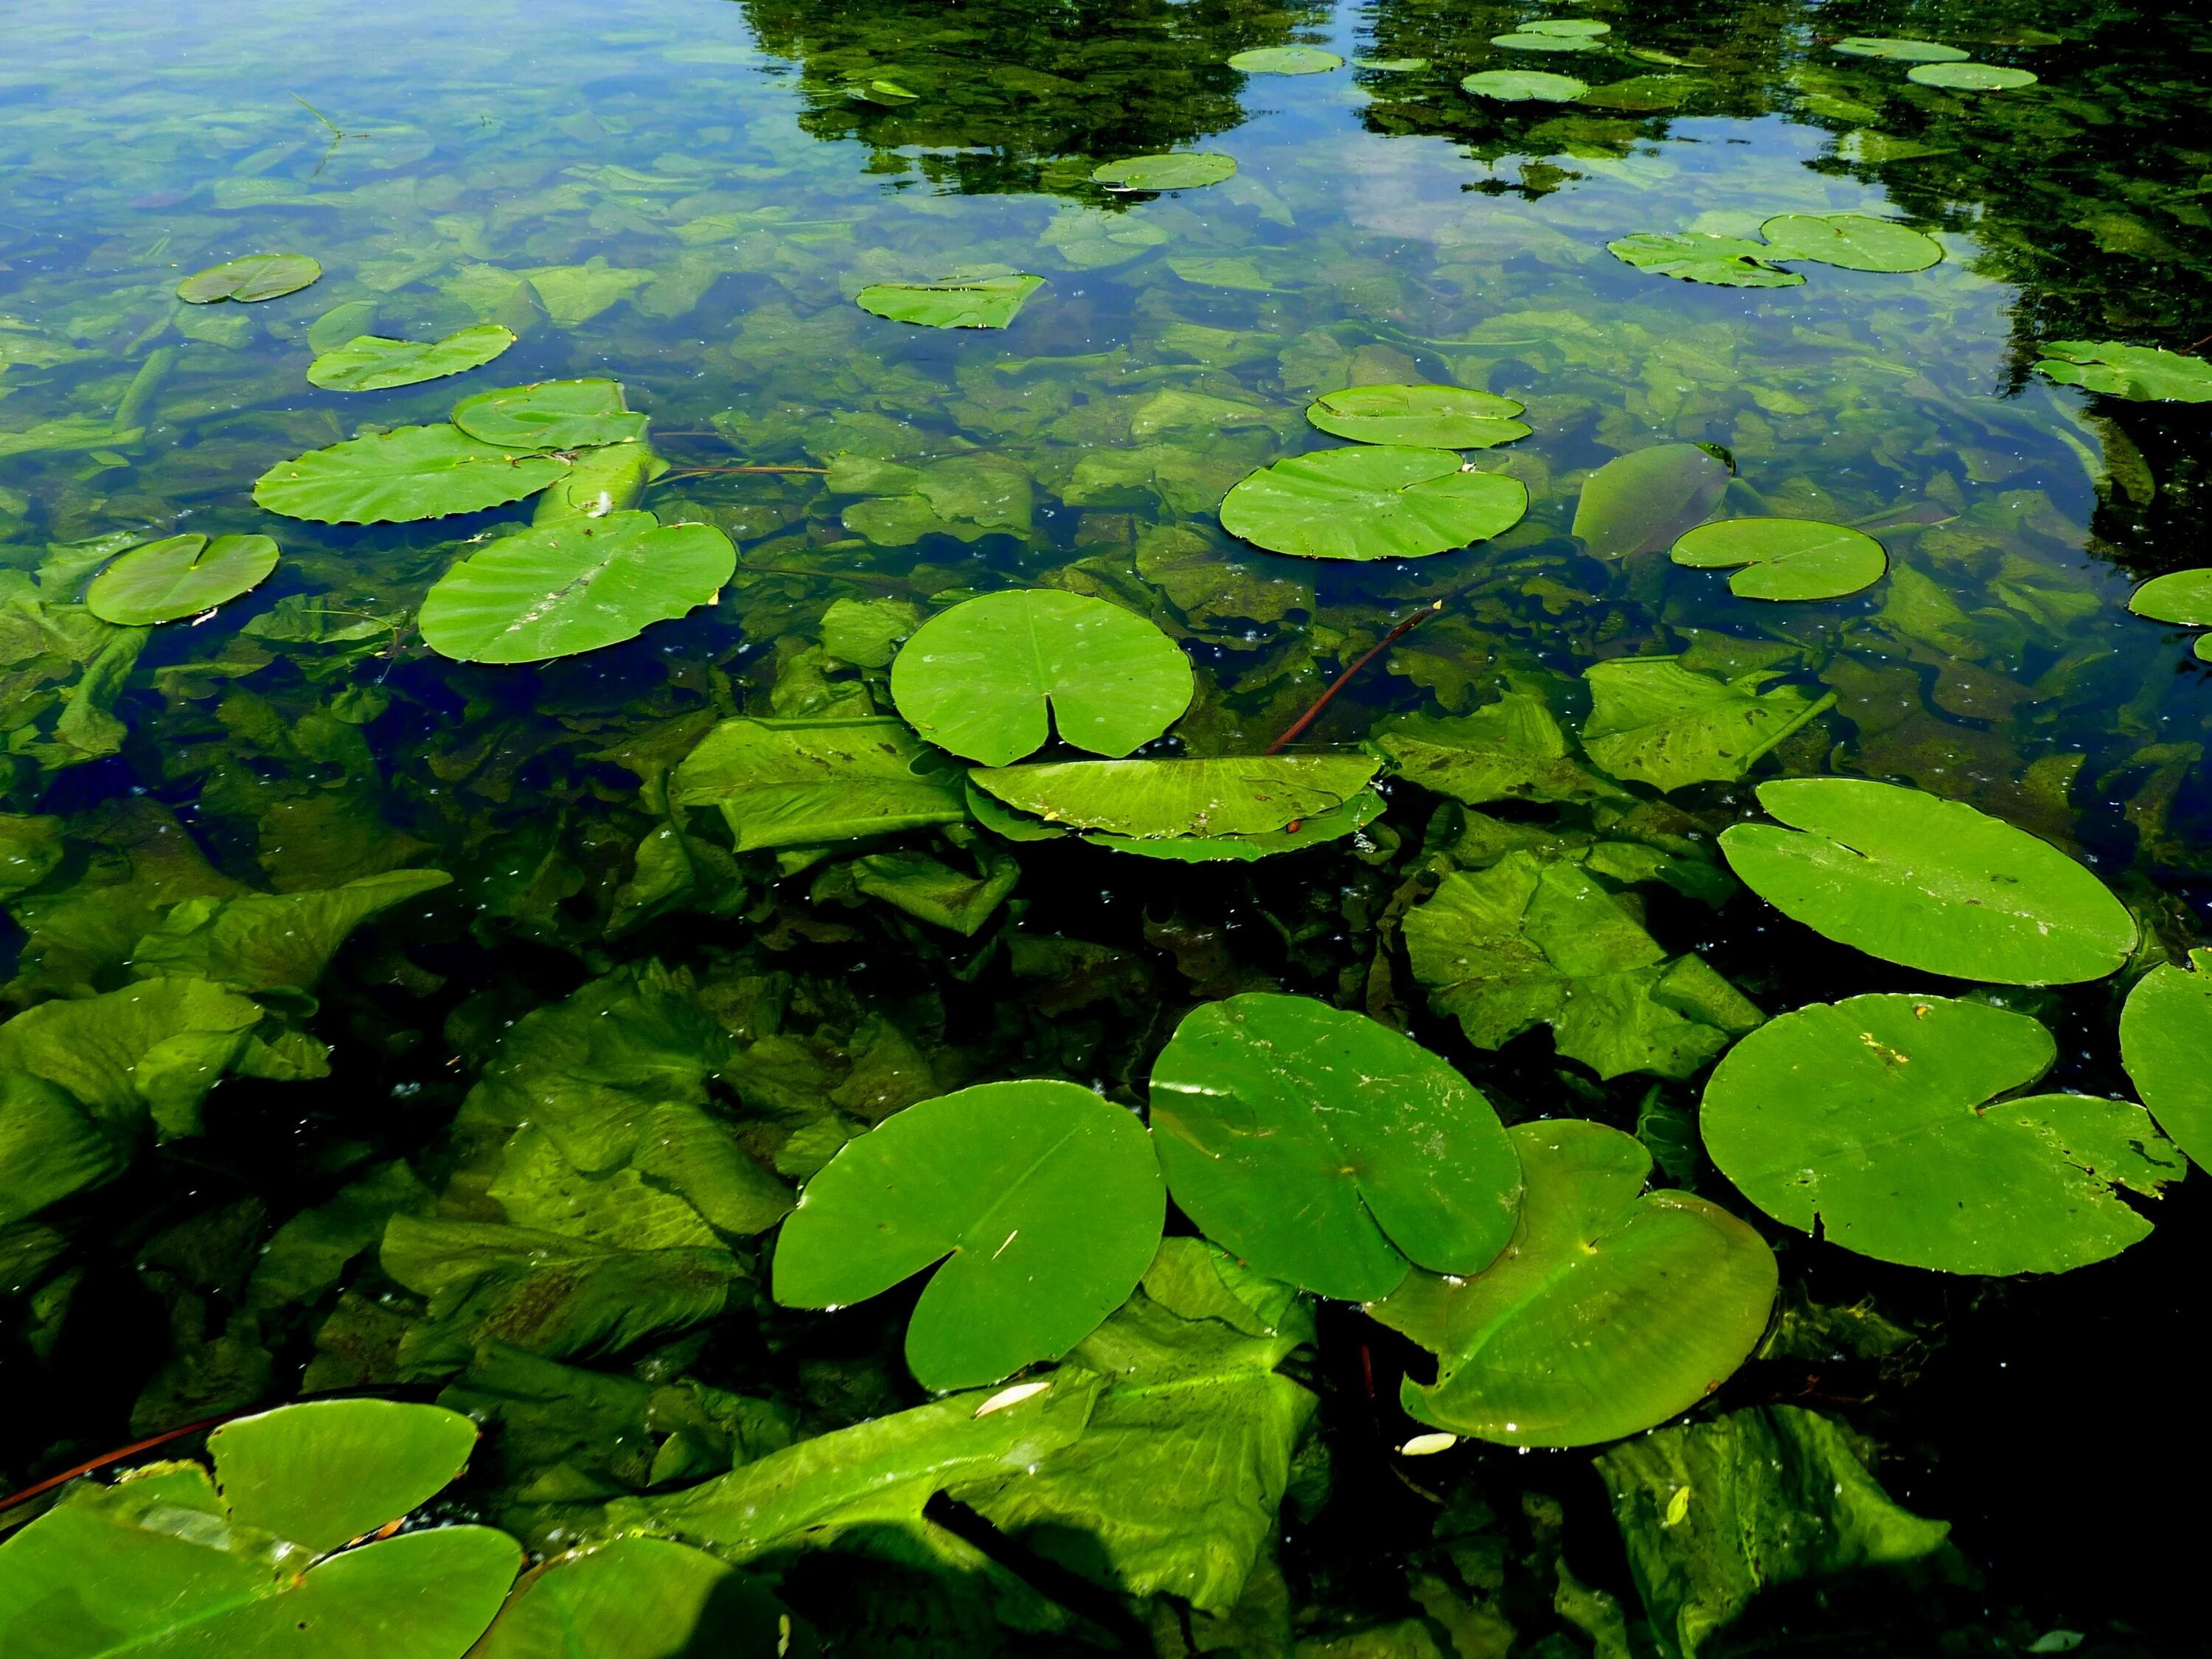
1228,46,1343,74
1149,992,1521,1301
1607,233,1802,288
672,717,968,851
1354,58,1430,72
2130,569,2212,660
2121,950,2212,1173
855,274,1044,329
1573,443,1733,559
451,379,650,449
888,590,1193,766
175,253,322,304
307,324,517,392
2037,341,2212,403
1581,658,1834,791
1520,18,1610,36
1907,61,2038,90
970,754,1380,838
1491,32,1603,52
1304,385,1531,449
1091,153,1238,191
1758,213,1944,272
420,511,734,664
1670,518,1887,600
1703,995,2180,1273
1085,787,1386,860
1370,1120,1776,1447
1718,778,2138,984
773,1079,1164,1389
1461,69,1590,102
85,532,279,625
254,424,570,524
206,1399,482,1555
1220,446,1528,560
1832,36,1969,61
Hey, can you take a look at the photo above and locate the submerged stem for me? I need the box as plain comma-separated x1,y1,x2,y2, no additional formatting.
1265,602,1442,754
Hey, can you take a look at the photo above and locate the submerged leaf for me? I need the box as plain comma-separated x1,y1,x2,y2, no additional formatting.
1149,993,1520,1300
1580,658,1833,791
1670,518,1886,600
1719,779,2138,984
254,425,569,524
855,274,1044,329
1228,46,1342,73
85,533,279,625
774,1079,1164,1388
1703,995,2179,1273
471,1538,804,1659
971,754,1380,838
1371,1120,1775,1447
2119,949,2212,1172
451,380,651,449
2037,341,2212,403
307,325,517,392
131,869,453,998
1304,384,1530,449
1461,69,1590,101
176,253,321,304
1220,446,1527,560
1573,443,1732,559
1607,233,1802,288
1091,153,1237,191
670,717,968,850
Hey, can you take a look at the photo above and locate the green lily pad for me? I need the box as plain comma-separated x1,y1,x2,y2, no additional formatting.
1304,385,1531,449
1703,995,2180,1273
1719,778,2138,984
1758,213,1944,272
206,1399,481,1555
2037,341,2212,403
1461,69,1590,101
887,590,1193,766
176,253,322,304
2129,570,2212,625
1228,46,1343,74
855,274,1045,329
1573,443,1733,560
307,324,517,392
1370,1120,1776,1447
1832,36,1969,61
1581,658,1834,791
451,379,651,449
85,532,279,625
1220,446,1528,560
2119,950,2212,1173
672,717,968,851
1907,61,2038,90
1670,518,1887,600
1091,153,1238,191
970,754,1381,838
1608,233,1803,288
420,511,734,664
1149,992,1521,1301
1491,32,1603,52
254,424,570,524
773,1079,1164,1389
1523,18,1610,35
472,1538,805,1659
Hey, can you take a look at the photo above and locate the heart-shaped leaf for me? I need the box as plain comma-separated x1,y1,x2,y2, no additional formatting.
420,510,734,664
1572,444,1732,558
773,1079,1165,1389
1304,385,1530,449
888,591,1193,765
2120,950,2212,1172
254,424,569,524
1719,778,2138,984
1703,995,2180,1273
1370,1120,1776,1446
208,1399,481,1556
1091,153,1238,190
1758,213,1943,273
1150,992,1521,1301
86,533,279,625
176,253,321,303
855,275,1044,329
307,325,517,392
1221,446,1527,560
2129,568,2212,660
1461,69,1590,101
451,379,650,449
1671,517,1887,599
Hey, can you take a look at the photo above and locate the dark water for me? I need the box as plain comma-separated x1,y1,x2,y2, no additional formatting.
3,0,2210,1652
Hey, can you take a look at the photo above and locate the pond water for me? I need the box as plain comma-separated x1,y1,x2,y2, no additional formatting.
3,0,2209,1653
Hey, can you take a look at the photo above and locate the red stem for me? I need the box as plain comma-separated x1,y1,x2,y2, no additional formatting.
1265,603,1441,754
1,1411,248,1514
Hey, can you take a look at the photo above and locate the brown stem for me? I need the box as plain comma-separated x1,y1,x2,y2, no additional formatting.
1,1412,247,1514
1265,603,1442,754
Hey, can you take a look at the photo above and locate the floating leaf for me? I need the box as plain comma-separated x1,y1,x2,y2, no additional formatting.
1304,384,1530,449
1573,444,1733,560
671,717,967,851
307,324,516,392
1907,61,2038,90
774,1079,1164,1389
1461,69,1590,101
970,754,1381,838
1520,18,1610,35
472,1538,804,1659
855,274,1044,329
1703,995,2179,1273
254,424,569,524
2119,950,2212,1173
1228,46,1343,73
1719,779,2138,984
207,1399,481,1555
419,511,734,665
1091,153,1238,190
451,380,650,449
85,533,279,625
1082,788,1385,860
1576,75,1703,111
1607,233,1802,288
1149,992,1520,1301
1491,32,1604,53
2129,569,2212,654
1370,1120,1775,1447
2037,341,2212,403
1757,213,1943,272
1670,518,1887,600
1354,57,1430,72
1220,446,1528,560
175,253,322,304
1832,36,1969,61
1581,658,1834,791
887,590,1193,766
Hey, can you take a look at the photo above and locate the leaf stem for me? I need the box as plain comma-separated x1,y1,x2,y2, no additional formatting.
1265,602,1441,754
